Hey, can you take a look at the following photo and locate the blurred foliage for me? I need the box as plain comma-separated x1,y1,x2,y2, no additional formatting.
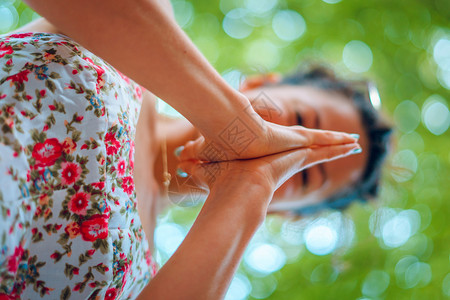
2,0,450,299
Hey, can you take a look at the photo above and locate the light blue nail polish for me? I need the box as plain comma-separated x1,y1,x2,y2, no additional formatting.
350,134,360,140
351,147,362,154
174,146,184,157
176,168,188,178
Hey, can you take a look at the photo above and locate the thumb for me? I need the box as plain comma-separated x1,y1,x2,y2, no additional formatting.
177,160,230,189
178,137,229,162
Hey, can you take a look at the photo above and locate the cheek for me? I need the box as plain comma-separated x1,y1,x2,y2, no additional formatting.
273,177,297,199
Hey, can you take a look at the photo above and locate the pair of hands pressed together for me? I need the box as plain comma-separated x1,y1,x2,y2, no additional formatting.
177,102,361,210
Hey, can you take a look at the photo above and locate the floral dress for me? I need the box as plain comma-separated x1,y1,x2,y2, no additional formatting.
0,32,158,299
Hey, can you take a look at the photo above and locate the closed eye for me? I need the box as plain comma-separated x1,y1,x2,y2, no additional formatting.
296,112,304,127
296,112,310,188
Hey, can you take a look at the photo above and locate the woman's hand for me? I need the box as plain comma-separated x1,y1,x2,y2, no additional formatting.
178,106,359,163
178,140,361,208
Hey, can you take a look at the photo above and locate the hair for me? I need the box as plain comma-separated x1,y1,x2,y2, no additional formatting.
270,65,393,215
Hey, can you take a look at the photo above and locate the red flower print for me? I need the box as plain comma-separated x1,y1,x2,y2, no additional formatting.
117,159,127,176
68,192,90,215
8,33,33,39
6,69,31,86
7,245,24,274
0,42,13,58
129,141,135,174
32,138,63,168
40,89,46,97
5,106,14,115
135,86,142,100
105,287,117,300
104,132,120,155
145,249,152,266
83,57,105,93
39,194,49,206
91,182,105,190
73,268,79,275
65,222,80,239
60,162,82,185
62,137,77,155
44,207,52,218
121,176,134,195
48,105,56,110
80,214,109,242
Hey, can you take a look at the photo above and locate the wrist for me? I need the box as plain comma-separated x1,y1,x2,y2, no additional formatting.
207,173,272,222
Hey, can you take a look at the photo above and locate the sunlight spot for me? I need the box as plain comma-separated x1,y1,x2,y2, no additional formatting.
272,10,306,41
304,222,338,256
342,40,373,73
245,243,286,275
223,8,253,39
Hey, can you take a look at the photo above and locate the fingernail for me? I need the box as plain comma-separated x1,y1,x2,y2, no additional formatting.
174,146,184,157
350,147,362,154
176,168,188,178
350,134,360,140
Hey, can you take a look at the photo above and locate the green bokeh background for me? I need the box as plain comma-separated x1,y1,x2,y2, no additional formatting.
2,0,450,299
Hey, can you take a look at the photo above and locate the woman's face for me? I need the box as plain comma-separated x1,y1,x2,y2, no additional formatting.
242,84,369,212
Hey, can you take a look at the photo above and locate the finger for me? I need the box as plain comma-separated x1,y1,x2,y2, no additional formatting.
294,126,359,147
302,142,361,168
262,142,361,189
178,136,204,162
177,160,229,189
179,137,229,163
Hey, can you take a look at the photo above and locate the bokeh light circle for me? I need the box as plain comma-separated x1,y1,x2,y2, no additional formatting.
223,8,253,39
304,222,338,256
272,10,306,41
244,243,287,275
433,38,450,71
245,0,277,14
224,273,252,300
0,4,18,32
310,264,338,284
405,262,432,288
382,214,412,248
154,223,186,256
421,95,450,135
395,256,419,288
443,273,450,297
391,149,418,182
361,270,390,297
393,100,421,133
342,40,373,73
172,0,194,28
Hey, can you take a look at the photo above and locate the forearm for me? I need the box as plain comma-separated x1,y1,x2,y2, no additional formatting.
23,0,252,137
138,182,268,299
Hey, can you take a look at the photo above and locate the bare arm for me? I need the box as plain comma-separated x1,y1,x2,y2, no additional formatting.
138,179,268,299
23,0,251,141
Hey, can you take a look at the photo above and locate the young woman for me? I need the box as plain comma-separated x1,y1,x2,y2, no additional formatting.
0,7,373,300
